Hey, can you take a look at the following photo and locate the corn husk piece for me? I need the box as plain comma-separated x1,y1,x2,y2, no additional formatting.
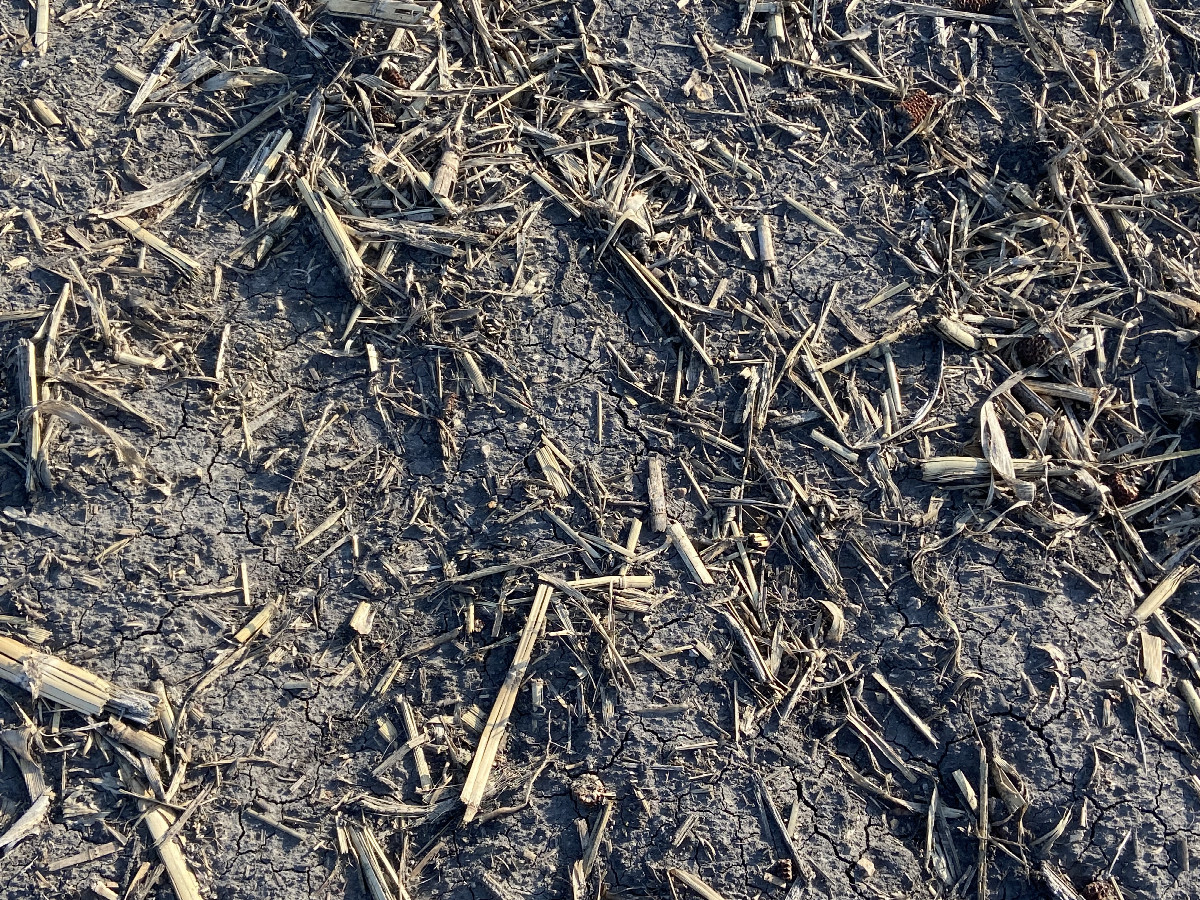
817,598,845,642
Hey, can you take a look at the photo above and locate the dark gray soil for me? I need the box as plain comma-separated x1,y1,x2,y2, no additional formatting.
2,2,1200,900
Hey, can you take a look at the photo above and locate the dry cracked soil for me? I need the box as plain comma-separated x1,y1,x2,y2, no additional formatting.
2,1,1200,900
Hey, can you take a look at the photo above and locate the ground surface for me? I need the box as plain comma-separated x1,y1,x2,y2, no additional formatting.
2,2,1200,900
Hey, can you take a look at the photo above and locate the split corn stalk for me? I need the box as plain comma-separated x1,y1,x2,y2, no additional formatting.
0,635,159,724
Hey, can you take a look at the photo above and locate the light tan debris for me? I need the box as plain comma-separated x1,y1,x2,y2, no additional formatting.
111,216,203,277
0,635,159,724
461,583,553,822
668,522,715,586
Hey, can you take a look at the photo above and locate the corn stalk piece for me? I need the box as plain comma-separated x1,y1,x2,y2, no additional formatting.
296,176,367,302
647,454,668,532
1123,0,1174,100
1132,564,1196,624
323,0,442,29
120,765,201,900
669,522,715,586
17,338,39,492
751,448,842,595
921,456,1052,485
33,0,49,55
615,246,715,368
667,868,728,900
111,216,203,277
127,41,181,115
346,822,409,900
0,635,159,724
460,583,553,822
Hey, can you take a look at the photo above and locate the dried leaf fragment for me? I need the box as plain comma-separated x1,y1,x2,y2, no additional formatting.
31,399,147,475
682,70,713,102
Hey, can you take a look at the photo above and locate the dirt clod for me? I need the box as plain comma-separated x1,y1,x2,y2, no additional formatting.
571,774,609,807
